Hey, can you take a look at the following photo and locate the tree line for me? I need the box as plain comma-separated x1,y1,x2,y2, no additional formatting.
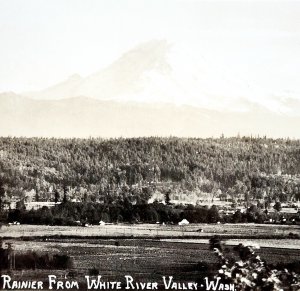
0,136,300,209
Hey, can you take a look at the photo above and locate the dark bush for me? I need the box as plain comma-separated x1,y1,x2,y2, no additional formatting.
89,267,100,276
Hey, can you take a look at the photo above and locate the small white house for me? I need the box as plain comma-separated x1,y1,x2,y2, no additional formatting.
178,219,189,226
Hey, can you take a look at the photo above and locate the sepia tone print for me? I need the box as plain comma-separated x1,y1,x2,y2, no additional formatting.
0,1,300,290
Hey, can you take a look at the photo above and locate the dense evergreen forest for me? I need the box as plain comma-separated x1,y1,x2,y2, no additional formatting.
0,136,300,225
0,136,300,204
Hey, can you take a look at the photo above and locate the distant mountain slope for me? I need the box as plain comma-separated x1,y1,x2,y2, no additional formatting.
25,40,172,102
22,39,300,116
2,40,300,138
1,93,300,138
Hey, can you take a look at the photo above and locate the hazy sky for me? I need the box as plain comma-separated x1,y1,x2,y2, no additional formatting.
0,0,300,101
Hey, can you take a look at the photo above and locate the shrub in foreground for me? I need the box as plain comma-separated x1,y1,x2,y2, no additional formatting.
211,239,300,290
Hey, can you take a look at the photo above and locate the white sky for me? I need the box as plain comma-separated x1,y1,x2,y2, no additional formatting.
0,0,300,102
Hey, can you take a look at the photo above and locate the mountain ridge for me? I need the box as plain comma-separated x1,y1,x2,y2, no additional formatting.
1,93,300,138
19,39,300,116
1,39,299,138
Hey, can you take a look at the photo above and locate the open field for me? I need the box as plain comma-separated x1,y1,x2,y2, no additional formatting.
161,238,300,249
1,223,300,290
1,223,300,239
2,238,218,290
2,237,300,290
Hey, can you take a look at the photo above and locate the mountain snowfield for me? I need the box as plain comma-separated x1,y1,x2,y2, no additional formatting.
1,40,300,138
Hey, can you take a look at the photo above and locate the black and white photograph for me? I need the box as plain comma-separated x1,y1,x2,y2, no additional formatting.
0,0,300,290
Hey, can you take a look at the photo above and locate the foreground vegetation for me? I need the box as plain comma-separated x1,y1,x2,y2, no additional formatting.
211,238,300,290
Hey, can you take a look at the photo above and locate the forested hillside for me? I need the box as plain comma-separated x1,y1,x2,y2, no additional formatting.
1,136,300,206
